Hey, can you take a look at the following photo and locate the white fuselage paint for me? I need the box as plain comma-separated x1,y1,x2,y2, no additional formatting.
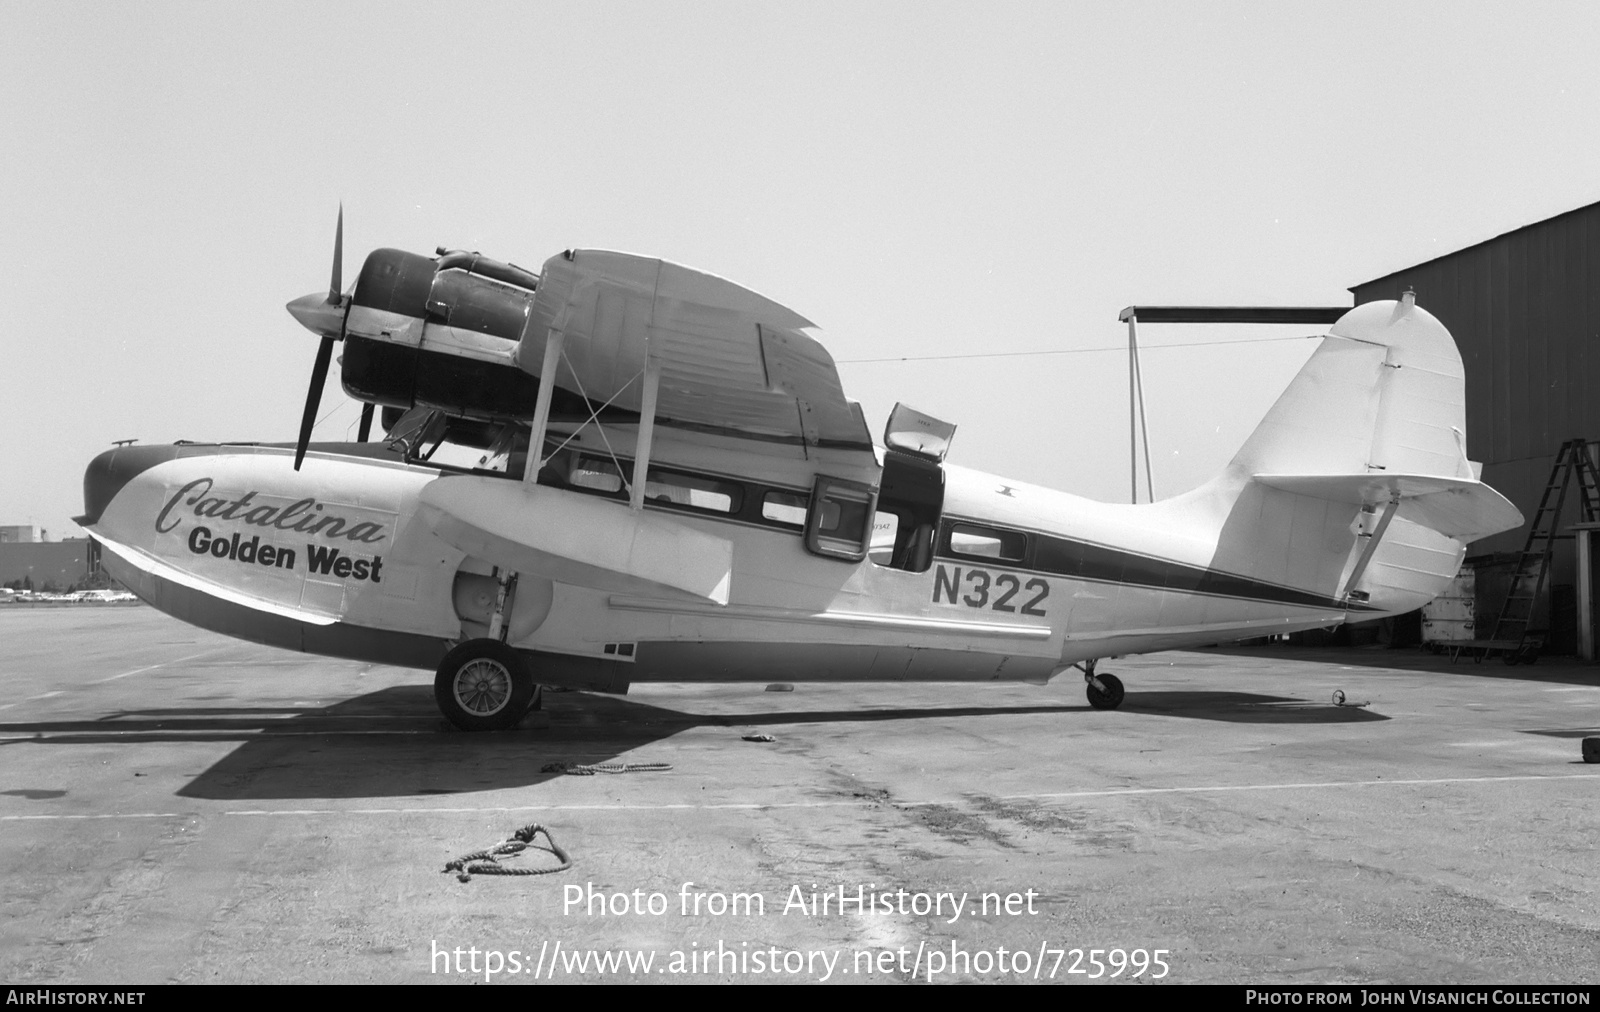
87,435,1431,688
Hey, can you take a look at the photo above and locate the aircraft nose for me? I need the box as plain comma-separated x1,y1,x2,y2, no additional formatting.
78,444,186,527
286,291,346,337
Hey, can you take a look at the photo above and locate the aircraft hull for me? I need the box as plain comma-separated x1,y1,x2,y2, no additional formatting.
80,443,1390,693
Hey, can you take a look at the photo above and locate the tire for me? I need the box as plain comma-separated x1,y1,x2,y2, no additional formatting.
1086,672,1125,710
434,639,535,731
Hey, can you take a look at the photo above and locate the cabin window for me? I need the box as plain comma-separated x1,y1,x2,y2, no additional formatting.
567,455,742,514
761,490,808,528
946,522,1027,563
569,456,624,493
643,467,742,514
868,511,901,565
870,507,938,572
805,476,876,562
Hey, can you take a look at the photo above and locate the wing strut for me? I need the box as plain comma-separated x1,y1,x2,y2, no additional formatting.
629,358,660,510
522,325,566,485
1341,493,1401,602
520,281,666,508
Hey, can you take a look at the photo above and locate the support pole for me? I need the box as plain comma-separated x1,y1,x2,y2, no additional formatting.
1578,528,1596,662
1132,324,1154,504
1128,314,1138,504
1126,314,1155,503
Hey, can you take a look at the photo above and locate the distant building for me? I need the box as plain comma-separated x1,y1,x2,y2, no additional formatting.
1350,199,1600,651
0,541,101,591
1350,200,1600,557
0,524,44,543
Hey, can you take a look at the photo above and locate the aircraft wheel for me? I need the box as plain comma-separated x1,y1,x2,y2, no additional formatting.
435,639,534,731
1086,672,1125,710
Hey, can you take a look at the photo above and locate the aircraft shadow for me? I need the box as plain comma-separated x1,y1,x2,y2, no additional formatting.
1202,644,1600,687
1520,727,1600,740
0,687,1087,802
0,686,1386,801
1119,690,1389,724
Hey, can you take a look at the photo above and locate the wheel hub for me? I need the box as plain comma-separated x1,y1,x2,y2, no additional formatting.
455,659,512,715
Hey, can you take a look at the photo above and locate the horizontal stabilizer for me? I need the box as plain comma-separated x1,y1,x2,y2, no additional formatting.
1254,473,1523,543
417,477,734,605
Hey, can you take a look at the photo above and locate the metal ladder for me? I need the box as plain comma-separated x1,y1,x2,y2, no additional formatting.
1487,438,1600,661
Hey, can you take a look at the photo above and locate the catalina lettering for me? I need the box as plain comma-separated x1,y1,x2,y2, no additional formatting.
155,478,387,544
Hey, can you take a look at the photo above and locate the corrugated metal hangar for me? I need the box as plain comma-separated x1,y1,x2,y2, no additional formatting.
1350,199,1600,656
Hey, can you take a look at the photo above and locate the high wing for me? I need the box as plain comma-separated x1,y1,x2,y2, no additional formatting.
512,249,874,452
419,249,879,608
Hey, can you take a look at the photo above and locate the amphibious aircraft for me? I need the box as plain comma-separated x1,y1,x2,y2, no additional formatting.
78,216,1524,730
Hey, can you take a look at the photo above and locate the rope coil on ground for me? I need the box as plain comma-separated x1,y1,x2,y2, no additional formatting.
540,761,673,775
444,823,572,882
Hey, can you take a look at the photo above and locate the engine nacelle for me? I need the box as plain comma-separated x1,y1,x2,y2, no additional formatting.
338,248,544,421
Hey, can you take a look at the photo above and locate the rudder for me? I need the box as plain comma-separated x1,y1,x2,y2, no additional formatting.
1230,296,1474,481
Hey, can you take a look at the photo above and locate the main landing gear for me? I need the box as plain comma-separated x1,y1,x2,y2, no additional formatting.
436,567,544,731
434,638,538,731
1080,659,1125,710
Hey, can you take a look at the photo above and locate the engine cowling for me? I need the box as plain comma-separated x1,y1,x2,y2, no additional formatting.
338,248,544,421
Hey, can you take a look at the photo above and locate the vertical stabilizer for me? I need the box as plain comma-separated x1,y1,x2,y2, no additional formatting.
1230,297,1474,481
1198,299,1520,615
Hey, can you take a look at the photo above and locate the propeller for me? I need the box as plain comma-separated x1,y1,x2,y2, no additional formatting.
287,206,348,470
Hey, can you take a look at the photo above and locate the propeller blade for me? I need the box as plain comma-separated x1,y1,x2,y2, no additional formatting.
294,336,335,471
288,206,349,336
329,204,343,303
357,402,374,442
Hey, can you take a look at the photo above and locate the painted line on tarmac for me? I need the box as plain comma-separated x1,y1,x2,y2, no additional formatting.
10,774,1599,823
224,801,880,816
93,649,223,683
0,812,191,822
0,691,63,711
218,773,1600,816
0,650,232,712
1008,772,1600,801
0,803,867,822
0,731,441,741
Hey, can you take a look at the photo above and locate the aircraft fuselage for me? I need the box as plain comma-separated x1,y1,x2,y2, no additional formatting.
82,431,1393,695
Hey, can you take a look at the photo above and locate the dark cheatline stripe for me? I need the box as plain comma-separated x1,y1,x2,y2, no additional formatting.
943,520,1372,613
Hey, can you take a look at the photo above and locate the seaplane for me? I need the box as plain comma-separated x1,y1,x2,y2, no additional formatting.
78,215,1524,730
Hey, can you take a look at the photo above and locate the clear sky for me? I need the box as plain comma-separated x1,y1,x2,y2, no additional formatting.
5,1,1599,536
